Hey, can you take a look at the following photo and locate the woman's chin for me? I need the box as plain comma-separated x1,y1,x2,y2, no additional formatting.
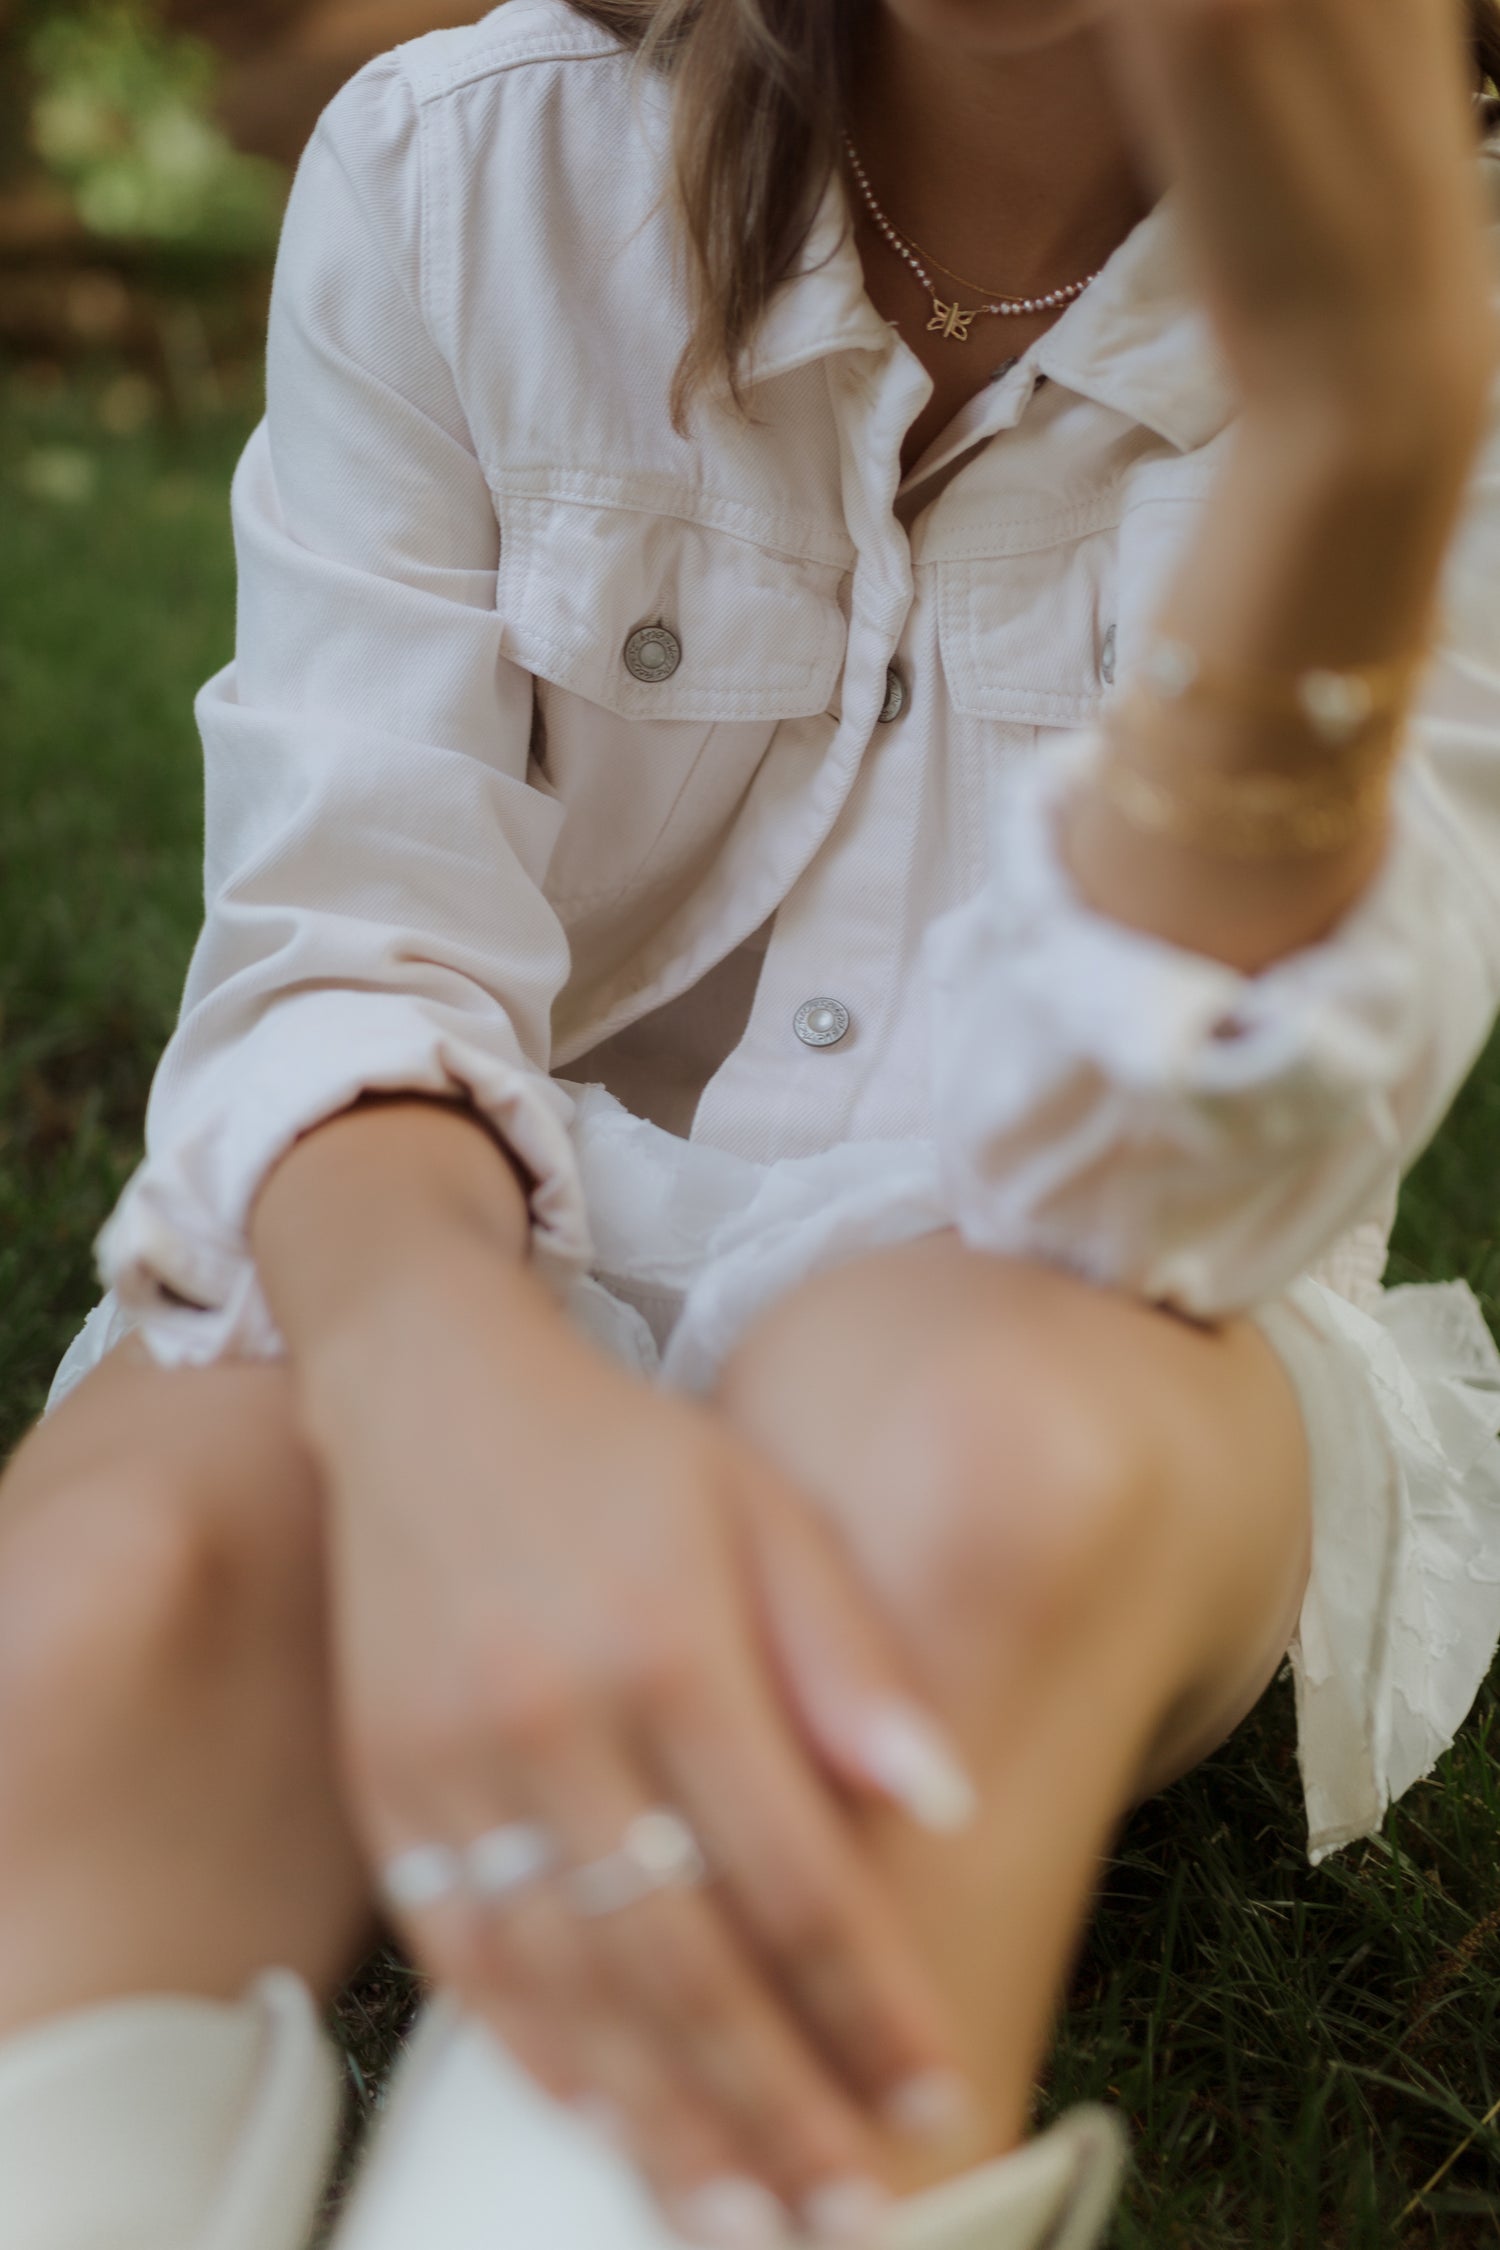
877,0,1118,59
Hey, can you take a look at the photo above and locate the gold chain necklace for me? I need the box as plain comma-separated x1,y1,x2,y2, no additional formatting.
893,227,1036,303
843,134,1102,343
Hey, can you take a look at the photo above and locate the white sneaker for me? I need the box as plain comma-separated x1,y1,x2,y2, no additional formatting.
331,1998,1126,2250
0,1967,343,2250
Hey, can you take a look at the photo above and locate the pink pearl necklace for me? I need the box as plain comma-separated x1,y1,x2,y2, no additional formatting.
843,134,1102,343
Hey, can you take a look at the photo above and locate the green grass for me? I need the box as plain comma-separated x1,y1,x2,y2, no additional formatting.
1,371,240,1439
4,364,1500,2244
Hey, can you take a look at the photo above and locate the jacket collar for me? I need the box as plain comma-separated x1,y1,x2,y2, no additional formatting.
733,170,1239,454
728,175,896,389
1033,189,1238,451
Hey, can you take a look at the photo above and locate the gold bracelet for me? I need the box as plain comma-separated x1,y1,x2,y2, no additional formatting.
1094,748,1393,858
1108,677,1402,786
1090,632,1419,858
1136,633,1428,747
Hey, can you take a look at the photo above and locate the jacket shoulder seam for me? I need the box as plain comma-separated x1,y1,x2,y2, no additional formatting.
397,23,626,108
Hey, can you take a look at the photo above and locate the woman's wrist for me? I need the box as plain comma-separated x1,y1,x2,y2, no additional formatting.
251,1093,539,1410
295,1229,569,1467
1055,397,1464,966
1058,752,1394,971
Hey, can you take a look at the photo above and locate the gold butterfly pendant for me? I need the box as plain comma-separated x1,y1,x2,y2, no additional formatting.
927,299,977,342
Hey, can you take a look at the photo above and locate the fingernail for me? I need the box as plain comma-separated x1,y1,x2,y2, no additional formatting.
670,2174,790,2249
883,2066,983,2145
801,2174,893,2246
858,1702,978,1833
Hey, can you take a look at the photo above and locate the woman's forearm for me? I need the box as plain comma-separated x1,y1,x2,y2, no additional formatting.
1059,394,1486,973
249,1097,542,1403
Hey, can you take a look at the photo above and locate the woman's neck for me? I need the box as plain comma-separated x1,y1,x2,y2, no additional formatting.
850,13,1152,300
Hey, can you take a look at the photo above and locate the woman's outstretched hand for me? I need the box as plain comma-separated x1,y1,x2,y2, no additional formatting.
259,1104,977,2244
1105,0,1498,435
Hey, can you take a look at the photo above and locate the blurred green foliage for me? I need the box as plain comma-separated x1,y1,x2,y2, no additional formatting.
26,2,284,255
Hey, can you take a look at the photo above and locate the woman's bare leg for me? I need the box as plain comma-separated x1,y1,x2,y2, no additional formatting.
0,1251,1305,2208
716,1237,1312,2191
0,1340,371,2038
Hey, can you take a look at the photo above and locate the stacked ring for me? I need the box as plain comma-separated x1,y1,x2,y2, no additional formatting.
377,1808,706,1922
466,1821,557,1900
377,1841,466,1915
564,1809,709,1918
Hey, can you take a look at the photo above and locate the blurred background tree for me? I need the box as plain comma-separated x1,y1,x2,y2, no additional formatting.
0,0,481,405
28,4,286,253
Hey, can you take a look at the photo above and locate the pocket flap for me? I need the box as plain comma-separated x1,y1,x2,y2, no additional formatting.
937,535,1115,728
497,496,848,723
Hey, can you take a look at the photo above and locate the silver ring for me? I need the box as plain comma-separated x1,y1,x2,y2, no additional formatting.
377,1841,465,1915
465,1820,557,1901
565,1808,708,1918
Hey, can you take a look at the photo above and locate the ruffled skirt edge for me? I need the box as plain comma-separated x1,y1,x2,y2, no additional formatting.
1252,1275,1500,1865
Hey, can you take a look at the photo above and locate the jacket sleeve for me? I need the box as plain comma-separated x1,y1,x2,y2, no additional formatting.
97,53,591,1365
924,404,1500,1318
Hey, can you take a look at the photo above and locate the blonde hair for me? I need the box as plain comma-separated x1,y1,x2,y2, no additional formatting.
566,0,1500,426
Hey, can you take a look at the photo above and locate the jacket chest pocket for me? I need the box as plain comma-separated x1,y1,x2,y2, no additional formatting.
495,495,850,904
497,495,849,722
935,528,1117,731
931,454,1220,730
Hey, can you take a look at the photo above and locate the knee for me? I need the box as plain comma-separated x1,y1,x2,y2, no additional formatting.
874,1344,1168,1662
0,1464,275,1775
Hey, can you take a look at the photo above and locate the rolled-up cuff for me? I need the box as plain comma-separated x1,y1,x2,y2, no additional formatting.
97,999,592,1368
924,731,1440,1316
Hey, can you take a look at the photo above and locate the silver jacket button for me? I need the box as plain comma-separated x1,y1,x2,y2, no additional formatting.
878,666,906,724
624,625,682,683
1100,623,1117,688
794,996,851,1048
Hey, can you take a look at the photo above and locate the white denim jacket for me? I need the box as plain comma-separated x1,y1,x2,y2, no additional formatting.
97,0,1500,1367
